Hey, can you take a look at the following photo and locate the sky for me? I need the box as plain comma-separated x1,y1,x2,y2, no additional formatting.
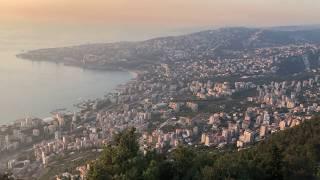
0,0,319,28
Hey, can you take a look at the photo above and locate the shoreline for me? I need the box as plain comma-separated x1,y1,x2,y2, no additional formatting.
0,56,139,127
0,55,141,170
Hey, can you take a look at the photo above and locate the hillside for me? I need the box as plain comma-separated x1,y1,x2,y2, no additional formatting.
87,118,320,180
17,27,320,70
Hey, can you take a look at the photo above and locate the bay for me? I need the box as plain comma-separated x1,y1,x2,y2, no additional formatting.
0,25,135,125
0,24,198,124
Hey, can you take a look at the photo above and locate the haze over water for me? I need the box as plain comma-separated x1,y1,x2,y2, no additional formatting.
0,23,202,125
0,25,140,125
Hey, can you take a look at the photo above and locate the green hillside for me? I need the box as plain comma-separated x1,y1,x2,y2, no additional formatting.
88,118,320,180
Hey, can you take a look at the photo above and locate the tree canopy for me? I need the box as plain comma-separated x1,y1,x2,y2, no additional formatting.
88,118,320,180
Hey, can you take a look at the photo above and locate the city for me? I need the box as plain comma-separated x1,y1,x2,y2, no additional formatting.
1,1,320,179
2,33,320,178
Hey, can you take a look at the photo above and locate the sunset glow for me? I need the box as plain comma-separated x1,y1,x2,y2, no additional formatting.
1,0,319,27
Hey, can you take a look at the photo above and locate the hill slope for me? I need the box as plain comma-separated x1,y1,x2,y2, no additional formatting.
87,118,320,180
17,27,320,70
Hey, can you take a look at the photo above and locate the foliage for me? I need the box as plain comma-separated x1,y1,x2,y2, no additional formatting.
0,172,14,180
88,118,320,180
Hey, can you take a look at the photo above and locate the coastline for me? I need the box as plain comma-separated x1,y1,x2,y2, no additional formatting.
0,54,142,174
0,56,139,127
0,55,140,170
128,70,139,79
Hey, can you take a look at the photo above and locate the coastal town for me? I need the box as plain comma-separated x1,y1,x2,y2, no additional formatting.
1,39,320,179
0,40,320,179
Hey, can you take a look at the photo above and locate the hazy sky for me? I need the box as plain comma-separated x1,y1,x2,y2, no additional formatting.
0,0,319,28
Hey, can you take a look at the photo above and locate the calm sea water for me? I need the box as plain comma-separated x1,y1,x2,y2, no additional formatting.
0,26,136,125
0,24,202,124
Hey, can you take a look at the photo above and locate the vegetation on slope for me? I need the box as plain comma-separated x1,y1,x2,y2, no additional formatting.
88,118,320,180
0,172,14,180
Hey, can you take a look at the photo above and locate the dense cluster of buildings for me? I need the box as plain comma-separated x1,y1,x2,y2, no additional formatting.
2,44,320,179
0,118,42,152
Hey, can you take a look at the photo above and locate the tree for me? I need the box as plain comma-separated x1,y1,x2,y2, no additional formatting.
0,172,14,180
142,160,160,180
88,118,320,180
88,127,144,180
171,146,196,179
269,145,283,180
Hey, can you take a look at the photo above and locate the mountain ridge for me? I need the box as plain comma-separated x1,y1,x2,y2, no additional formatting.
17,26,320,70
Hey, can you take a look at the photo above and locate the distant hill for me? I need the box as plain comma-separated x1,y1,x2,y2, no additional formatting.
17,26,320,70
268,24,320,31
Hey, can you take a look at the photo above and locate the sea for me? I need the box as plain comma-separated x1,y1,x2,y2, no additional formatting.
0,24,138,125
0,24,204,125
